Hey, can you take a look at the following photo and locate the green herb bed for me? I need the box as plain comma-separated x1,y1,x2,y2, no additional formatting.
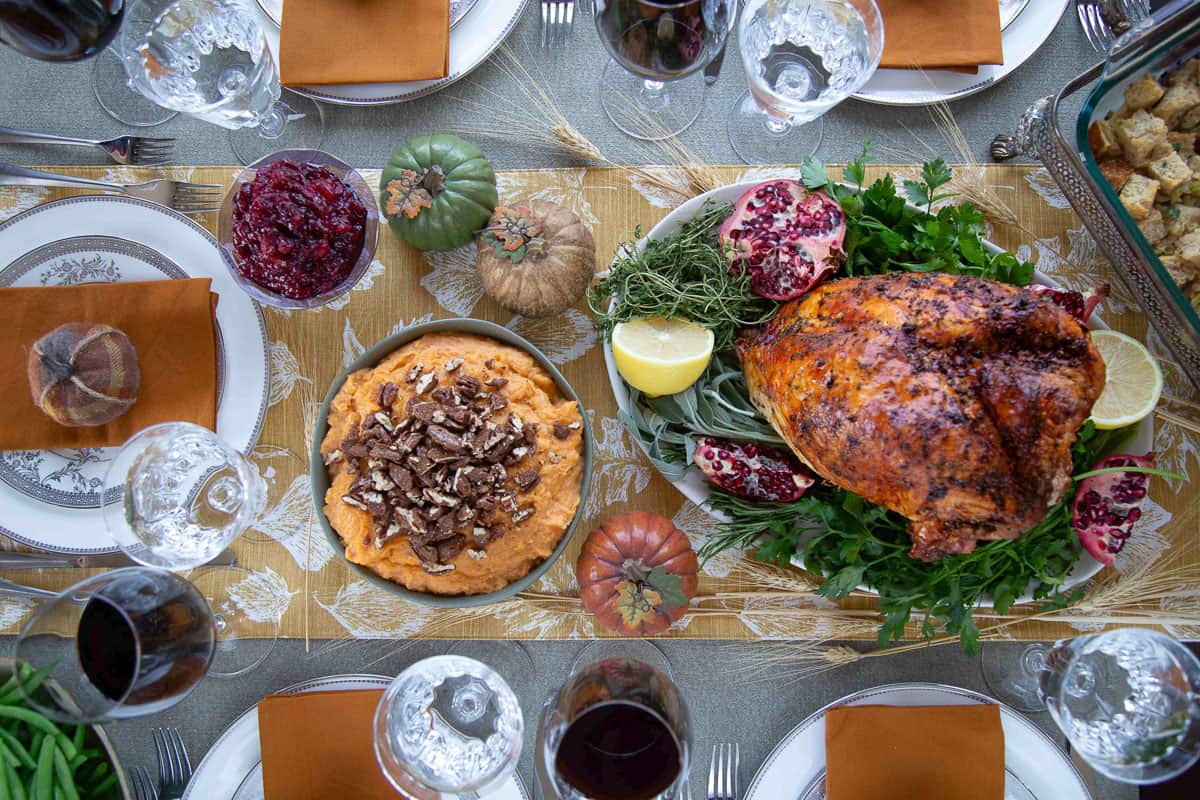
592,146,1138,654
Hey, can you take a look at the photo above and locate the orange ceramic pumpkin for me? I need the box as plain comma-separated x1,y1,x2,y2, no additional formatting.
577,511,699,636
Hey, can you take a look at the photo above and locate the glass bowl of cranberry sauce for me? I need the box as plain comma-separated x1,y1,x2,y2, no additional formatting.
218,149,379,309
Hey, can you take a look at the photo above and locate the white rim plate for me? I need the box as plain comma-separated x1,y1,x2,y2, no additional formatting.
0,196,269,554
602,180,1153,603
259,0,529,107
257,0,484,31
744,682,1092,800
182,674,530,800
853,0,1069,106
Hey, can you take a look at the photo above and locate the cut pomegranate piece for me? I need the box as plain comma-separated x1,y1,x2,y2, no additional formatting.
1071,452,1154,566
1029,283,1110,324
718,180,846,301
692,436,814,502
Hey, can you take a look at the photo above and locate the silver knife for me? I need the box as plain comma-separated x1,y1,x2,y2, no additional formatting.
704,41,729,87
0,549,238,570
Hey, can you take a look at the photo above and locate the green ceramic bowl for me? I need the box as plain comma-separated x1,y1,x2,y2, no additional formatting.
309,318,594,608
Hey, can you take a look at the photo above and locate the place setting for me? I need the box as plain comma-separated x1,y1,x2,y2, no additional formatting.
1,0,1199,799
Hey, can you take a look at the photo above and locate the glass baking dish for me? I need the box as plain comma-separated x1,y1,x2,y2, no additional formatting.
1003,0,1200,390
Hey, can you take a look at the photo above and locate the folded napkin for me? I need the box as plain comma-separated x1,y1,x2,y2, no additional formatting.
258,689,407,800
877,0,1004,72
0,278,218,451
279,0,450,86
825,704,1004,800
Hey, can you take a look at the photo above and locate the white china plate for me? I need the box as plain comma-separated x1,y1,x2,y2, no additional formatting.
258,0,528,107
0,196,269,554
183,674,530,800
854,0,1068,106
256,0,483,31
602,181,1153,603
744,683,1092,800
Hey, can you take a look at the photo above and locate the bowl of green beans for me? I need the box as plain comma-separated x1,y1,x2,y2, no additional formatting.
0,659,129,800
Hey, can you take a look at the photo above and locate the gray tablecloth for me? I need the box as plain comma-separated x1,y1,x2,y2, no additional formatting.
0,4,1141,799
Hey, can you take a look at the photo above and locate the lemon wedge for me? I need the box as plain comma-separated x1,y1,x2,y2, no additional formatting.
1090,329,1163,429
612,317,714,397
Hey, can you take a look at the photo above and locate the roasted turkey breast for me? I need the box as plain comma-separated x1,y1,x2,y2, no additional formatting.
736,273,1106,561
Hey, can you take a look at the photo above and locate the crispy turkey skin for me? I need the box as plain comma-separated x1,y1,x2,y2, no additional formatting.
736,273,1106,561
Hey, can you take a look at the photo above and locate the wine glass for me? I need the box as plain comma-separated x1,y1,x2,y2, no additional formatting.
109,0,324,164
0,0,124,62
374,655,524,800
982,629,1200,785
538,656,691,800
189,566,283,678
102,422,267,570
15,567,215,723
729,0,884,163
594,0,737,140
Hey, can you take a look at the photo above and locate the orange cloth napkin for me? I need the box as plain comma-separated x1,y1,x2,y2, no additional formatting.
258,689,407,800
824,704,1005,800
279,0,450,86
0,279,218,451
877,0,1004,71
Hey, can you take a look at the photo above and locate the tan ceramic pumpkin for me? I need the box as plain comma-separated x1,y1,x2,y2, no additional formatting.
577,511,699,636
27,322,140,427
475,200,596,317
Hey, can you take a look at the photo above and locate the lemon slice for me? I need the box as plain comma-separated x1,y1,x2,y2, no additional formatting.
1090,329,1163,429
612,317,715,397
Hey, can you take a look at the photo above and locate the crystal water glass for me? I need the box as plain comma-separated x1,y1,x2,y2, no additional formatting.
594,0,737,140
984,629,1200,785
15,567,215,724
729,0,884,163
110,0,324,163
103,422,266,570
374,655,524,800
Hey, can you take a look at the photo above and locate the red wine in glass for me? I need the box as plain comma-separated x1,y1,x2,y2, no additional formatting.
0,0,125,62
554,700,683,800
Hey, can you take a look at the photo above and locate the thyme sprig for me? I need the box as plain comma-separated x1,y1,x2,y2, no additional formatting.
588,201,778,352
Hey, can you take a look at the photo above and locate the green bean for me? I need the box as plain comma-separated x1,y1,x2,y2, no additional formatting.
0,709,59,739
34,737,53,800
0,748,10,800
4,760,24,800
52,790,64,800
69,729,82,756
3,667,54,708
0,731,35,772
0,742,17,771
0,677,19,705
88,773,115,799
51,748,77,800
49,737,73,764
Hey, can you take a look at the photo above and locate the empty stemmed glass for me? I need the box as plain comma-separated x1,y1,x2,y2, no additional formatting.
109,0,324,164
15,567,215,724
374,655,524,800
594,0,737,140
982,629,1200,785
730,0,884,162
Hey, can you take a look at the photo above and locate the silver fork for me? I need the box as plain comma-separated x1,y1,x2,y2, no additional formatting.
1075,0,1151,52
0,127,175,166
153,727,193,800
129,766,159,800
0,164,222,216
541,0,575,48
706,742,740,800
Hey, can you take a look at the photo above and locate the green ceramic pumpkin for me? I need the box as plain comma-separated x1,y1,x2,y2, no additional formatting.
380,134,498,251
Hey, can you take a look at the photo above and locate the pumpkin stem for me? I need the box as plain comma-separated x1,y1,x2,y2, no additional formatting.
480,204,547,265
621,558,653,587
421,165,447,195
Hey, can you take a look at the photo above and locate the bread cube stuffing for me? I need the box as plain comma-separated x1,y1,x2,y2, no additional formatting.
1119,173,1161,220
1177,230,1200,269
1099,159,1135,191
1160,254,1197,288
1113,110,1171,167
1154,82,1200,128
1168,132,1197,157
1166,205,1200,238
1125,75,1166,110
1147,150,1193,193
1088,120,1122,158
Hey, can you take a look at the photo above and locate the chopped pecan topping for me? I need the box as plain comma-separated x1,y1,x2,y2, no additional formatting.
379,382,398,408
